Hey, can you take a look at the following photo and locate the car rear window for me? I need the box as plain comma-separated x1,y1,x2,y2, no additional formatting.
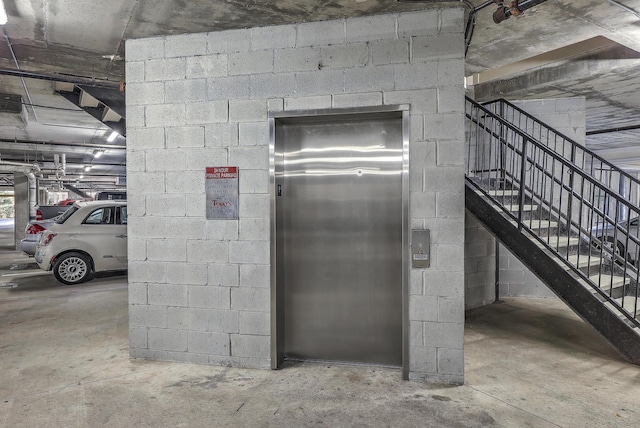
84,207,115,225
56,206,79,224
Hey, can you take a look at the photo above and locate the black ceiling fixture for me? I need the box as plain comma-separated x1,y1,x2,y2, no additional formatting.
492,0,549,24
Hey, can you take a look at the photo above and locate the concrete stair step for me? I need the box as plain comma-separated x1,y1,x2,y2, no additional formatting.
589,274,629,290
511,219,558,230
487,189,519,198
504,204,538,212
614,297,640,319
567,254,603,269
543,236,581,249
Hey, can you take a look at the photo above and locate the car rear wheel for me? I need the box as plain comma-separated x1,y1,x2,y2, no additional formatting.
53,252,93,285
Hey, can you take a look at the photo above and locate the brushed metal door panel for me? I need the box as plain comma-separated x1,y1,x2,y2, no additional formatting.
278,115,403,366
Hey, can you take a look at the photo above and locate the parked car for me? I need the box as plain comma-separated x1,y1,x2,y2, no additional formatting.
35,200,128,285
591,217,639,265
20,216,58,256
96,191,126,200
0,217,13,232
35,204,71,220
57,199,78,206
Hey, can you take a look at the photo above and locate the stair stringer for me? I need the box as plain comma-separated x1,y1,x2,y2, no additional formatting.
466,183,640,365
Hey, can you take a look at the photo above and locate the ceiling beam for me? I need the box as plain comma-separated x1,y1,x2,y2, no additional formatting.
592,146,640,161
471,43,640,101
466,36,623,86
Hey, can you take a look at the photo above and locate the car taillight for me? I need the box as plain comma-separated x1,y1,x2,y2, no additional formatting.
40,232,56,246
26,223,46,235
36,210,42,221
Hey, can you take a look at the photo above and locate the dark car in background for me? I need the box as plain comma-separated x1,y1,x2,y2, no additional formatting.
96,191,126,200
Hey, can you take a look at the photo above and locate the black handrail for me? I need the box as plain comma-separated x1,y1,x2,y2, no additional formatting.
466,97,640,326
482,98,640,214
467,102,640,221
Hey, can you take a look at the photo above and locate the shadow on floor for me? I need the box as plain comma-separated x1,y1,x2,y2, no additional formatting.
466,298,624,362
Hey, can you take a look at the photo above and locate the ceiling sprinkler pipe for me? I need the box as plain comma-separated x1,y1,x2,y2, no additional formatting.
493,0,549,24
493,6,509,23
0,67,121,89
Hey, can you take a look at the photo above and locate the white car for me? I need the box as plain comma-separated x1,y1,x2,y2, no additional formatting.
590,216,640,265
20,216,58,256
35,200,128,285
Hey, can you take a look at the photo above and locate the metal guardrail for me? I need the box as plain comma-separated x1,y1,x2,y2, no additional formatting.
483,98,640,222
466,96,640,326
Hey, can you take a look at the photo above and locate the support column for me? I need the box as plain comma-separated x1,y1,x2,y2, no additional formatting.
13,172,29,250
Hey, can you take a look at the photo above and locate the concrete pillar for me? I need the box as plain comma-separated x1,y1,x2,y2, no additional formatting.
13,172,29,250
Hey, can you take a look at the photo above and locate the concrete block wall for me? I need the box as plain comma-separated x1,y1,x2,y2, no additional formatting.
126,7,466,384
499,97,585,299
13,173,29,248
511,98,586,145
464,213,495,309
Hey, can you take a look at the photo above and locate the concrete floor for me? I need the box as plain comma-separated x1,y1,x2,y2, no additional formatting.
1,230,640,427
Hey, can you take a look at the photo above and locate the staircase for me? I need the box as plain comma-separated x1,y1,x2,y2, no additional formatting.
55,82,126,137
465,96,640,364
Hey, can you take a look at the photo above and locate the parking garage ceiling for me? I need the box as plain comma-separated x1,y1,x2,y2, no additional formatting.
0,0,639,191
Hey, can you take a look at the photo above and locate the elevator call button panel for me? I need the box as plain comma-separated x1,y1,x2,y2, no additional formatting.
411,229,431,268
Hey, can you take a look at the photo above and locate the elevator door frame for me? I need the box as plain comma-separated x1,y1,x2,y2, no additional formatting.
269,105,410,379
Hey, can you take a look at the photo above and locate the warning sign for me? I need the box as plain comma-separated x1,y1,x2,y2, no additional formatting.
206,167,239,220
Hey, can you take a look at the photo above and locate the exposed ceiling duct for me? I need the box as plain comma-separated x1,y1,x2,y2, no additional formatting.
0,93,27,126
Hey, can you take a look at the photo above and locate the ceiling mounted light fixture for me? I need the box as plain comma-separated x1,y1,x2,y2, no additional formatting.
93,149,105,158
84,165,92,172
107,131,119,142
493,0,549,24
0,0,7,26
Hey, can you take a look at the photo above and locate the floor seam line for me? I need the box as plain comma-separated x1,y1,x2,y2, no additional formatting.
466,384,564,427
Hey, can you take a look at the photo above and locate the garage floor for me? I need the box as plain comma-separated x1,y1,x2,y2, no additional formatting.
1,232,640,427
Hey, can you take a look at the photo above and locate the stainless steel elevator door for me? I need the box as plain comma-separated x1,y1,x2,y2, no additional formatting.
277,114,403,366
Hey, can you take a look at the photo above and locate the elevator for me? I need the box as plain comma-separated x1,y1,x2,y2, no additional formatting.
270,106,409,374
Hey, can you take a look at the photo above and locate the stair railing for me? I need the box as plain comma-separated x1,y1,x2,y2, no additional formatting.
483,98,640,223
466,97,640,326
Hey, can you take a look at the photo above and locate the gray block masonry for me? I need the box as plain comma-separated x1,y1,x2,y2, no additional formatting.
126,7,466,384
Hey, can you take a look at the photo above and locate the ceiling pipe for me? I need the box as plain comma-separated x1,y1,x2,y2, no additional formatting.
2,27,39,122
0,140,125,155
464,0,499,56
587,124,640,135
0,67,121,90
493,0,549,24
53,153,67,179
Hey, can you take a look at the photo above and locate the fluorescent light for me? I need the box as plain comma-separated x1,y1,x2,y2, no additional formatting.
0,1,7,26
107,131,119,142
93,149,104,158
84,166,92,172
